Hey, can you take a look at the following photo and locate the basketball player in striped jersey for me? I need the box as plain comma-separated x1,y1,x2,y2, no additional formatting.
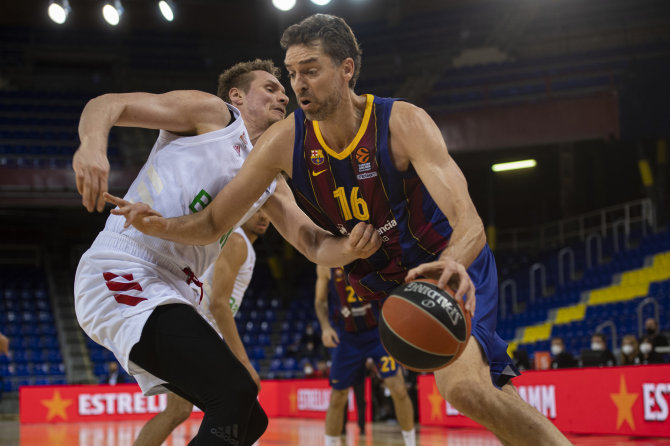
315,265,415,446
134,211,268,446
74,59,381,446
108,16,572,445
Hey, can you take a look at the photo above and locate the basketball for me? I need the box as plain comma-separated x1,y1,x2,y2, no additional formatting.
378,278,471,372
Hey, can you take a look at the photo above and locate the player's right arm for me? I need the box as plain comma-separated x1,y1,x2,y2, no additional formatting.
314,265,339,348
74,90,230,212
105,117,293,244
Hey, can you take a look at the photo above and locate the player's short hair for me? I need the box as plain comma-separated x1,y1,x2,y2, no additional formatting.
217,59,281,103
280,14,362,89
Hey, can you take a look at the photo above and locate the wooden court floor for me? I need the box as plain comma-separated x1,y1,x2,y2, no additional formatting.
2,417,669,445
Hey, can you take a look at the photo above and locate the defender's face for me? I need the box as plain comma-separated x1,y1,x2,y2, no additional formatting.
242,210,270,237
243,70,288,126
285,43,346,121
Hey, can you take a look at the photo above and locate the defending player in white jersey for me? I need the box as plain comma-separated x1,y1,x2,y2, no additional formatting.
134,210,268,446
73,59,381,446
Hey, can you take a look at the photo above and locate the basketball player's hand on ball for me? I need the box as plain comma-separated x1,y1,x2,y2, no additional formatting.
405,257,476,317
346,222,382,258
321,325,340,348
103,192,167,235
73,145,111,213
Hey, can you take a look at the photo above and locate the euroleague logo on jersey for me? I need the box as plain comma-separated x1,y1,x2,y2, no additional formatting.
355,147,372,174
355,147,369,163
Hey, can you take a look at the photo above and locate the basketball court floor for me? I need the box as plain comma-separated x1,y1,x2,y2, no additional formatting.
2,417,669,445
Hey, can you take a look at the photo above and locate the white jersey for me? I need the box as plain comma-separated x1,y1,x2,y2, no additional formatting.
74,104,273,395
102,104,272,277
200,227,256,328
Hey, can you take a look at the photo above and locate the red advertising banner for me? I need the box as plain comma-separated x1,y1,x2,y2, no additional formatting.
20,379,371,424
20,384,203,424
258,378,371,421
418,364,670,437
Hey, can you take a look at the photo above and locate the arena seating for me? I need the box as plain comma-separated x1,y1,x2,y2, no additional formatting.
498,225,670,363
0,90,123,170
0,267,66,392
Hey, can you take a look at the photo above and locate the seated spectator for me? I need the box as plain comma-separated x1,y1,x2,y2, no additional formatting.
303,358,330,378
619,334,640,365
100,361,128,385
300,323,326,358
512,349,531,371
643,318,669,349
638,335,666,364
550,337,577,369
581,333,616,367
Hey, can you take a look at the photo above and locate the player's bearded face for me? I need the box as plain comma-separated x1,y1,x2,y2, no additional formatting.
286,44,346,121
303,80,343,121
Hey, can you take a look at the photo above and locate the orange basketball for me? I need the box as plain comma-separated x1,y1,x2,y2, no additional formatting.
379,278,471,372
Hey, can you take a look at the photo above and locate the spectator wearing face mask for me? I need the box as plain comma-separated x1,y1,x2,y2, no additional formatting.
587,333,616,366
638,335,665,364
550,337,577,369
619,335,640,366
643,318,669,349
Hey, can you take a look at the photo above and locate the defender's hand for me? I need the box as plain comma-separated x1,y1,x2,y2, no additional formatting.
73,145,110,213
346,222,382,259
104,192,168,236
405,257,476,317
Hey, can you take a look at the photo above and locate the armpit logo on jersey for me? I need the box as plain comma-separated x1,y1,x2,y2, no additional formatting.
211,424,240,445
233,133,248,156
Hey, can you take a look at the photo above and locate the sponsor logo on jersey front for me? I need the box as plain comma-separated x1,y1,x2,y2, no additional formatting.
357,172,378,180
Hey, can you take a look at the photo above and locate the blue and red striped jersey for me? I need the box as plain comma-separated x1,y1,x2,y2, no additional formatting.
290,94,453,301
327,267,378,333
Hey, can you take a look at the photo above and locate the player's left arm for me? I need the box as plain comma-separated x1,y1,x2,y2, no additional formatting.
262,176,382,266
208,234,261,391
314,265,339,348
0,331,9,355
390,102,483,314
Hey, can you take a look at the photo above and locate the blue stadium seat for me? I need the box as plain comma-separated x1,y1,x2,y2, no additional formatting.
269,358,282,372
250,346,265,360
46,351,62,363
257,333,270,346
273,345,284,358
48,363,65,376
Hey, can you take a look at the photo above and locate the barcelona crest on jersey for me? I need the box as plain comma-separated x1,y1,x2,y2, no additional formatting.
310,149,324,165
